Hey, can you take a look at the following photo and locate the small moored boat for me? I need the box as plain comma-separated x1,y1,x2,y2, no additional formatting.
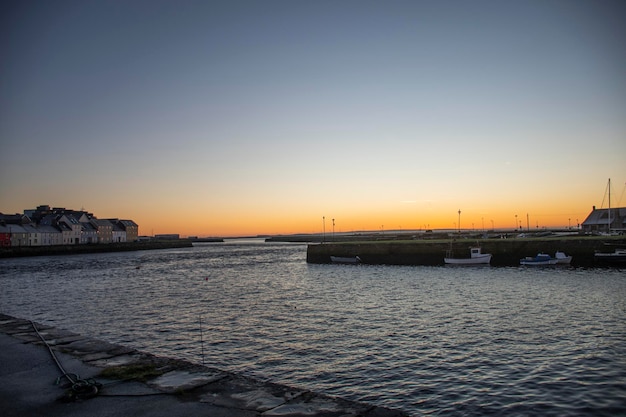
330,255,361,264
594,249,626,264
444,247,492,265
554,251,572,264
520,253,557,266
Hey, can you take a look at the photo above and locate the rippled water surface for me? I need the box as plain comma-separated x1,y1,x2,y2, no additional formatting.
1,241,625,416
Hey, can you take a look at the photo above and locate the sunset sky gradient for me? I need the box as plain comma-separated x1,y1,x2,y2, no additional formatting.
2,0,625,236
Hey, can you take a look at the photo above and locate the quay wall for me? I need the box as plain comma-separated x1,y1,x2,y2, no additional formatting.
0,313,408,416
0,239,193,258
307,237,626,267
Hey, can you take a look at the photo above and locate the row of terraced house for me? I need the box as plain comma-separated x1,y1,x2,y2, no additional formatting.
0,205,138,247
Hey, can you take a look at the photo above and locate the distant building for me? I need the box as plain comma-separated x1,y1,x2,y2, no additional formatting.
0,213,31,225
0,205,139,247
118,220,139,242
110,220,126,243
80,222,99,244
0,224,11,246
91,219,113,243
6,224,28,246
154,234,180,240
105,219,139,243
58,214,82,245
23,224,42,246
38,225,63,246
581,206,626,234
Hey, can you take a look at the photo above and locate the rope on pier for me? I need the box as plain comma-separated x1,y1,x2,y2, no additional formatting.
30,320,102,401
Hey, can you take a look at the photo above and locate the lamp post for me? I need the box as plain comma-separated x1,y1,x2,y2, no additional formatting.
458,209,461,234
322,216,325,243
332,218,335,241
515,214,518,231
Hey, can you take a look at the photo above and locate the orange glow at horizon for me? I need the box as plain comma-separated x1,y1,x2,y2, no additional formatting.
3,173,618,238
131,195,598,238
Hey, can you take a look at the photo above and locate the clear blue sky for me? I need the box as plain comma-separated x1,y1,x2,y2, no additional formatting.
1,0,625,236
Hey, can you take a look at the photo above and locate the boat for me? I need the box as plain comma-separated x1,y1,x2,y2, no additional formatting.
594,249,626,264
444,247,492,265
330,255,361,264
520,253,557,266
554,251,573,264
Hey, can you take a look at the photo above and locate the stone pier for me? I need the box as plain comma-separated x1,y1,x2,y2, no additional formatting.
0,313,407,417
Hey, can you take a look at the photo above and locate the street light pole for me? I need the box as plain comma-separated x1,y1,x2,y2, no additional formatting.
458,209,461,234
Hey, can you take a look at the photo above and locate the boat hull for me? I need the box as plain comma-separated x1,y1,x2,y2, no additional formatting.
444,247,492,265
330,256,361,264
555,252,573,264
555,256,572,264
520,259,558,266
594,251,626,264
520,254,558,266
444,254,492,265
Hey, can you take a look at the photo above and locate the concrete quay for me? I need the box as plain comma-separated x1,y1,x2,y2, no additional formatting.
0,240,193,258
307,237,626,267
0,314,407,417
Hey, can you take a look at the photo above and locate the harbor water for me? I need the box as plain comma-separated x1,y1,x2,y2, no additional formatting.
1,241,624,416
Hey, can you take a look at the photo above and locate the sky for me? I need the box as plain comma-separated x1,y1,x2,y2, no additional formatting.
1,0,625,237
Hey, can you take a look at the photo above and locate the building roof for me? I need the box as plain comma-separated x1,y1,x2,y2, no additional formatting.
57,222,72,232
6,224,27,233
81,222,98,232
22,225,40,233
38,225,62,234
0,213,31,225
119,220,138,228
91,219,113,227
39,214,60,226
582,207,626,226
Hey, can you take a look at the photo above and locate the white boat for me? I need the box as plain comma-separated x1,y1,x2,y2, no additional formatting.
520,253,557,266
555,251,572,264
594,249,626,264
330,255,361,264
444,247,492,265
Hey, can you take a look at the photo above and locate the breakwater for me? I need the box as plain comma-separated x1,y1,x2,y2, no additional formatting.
0,239,193,258
307,236,626,267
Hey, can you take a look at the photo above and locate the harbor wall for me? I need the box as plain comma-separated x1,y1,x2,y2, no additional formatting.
306,237,626,267
0,239,193,258
0,313,408,416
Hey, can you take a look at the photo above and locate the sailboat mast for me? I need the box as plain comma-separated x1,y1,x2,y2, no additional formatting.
609,178,611,235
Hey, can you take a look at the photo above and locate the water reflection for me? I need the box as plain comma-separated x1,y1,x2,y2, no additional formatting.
1,243,624,416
